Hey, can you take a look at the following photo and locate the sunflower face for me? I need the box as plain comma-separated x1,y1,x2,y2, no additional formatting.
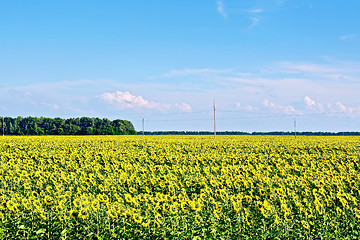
70,209,79,219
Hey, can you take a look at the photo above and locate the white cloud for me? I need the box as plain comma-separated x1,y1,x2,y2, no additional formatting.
263,99,295,114
339,34,357,40
336,102,354,113
161,68,232,78
304,96,323,111
217,0,227,18
304,96,316,108
249,9,264,13
236,102,257,111
175,103,192,112
276,62,339,74
249,17,260,29
100,91,192,112
100,91,168,110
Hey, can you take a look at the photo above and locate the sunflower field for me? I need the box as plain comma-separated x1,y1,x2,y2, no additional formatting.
0,135,360,239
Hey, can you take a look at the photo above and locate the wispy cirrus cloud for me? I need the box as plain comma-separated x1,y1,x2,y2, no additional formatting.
160,68,232,78
248,9,264,13
249,17,260,29
271,61,358,81
339,34,358,40
217,0,227,18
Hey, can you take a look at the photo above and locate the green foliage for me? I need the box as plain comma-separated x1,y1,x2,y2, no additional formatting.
0,116,136,135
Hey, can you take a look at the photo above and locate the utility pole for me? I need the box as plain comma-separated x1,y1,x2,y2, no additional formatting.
2,117,4,136
213,99,216,139
294,118,296,139
142,118,144,137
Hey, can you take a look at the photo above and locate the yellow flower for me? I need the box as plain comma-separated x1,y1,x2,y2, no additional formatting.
79,208,89,219
170,202,178,214
142,217,151,227
54,205,63,212
336,207,342,216
213,209,220,220
31,191,39,198
46,186,53,194
354,208,360,218
124,193,132,203
133,213,143,223
33,199,42,209
263,199,272,212
180,201,188,212
195,214,202,224
44,195,53,205
301,220,310,230
155,212,163,224
284,212,293,222
70,209,79,219
91,199,100,211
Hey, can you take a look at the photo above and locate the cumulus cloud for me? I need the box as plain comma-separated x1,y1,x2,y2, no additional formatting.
304,96,323,111
236,102,257,111
336,102,354,113
263,99,295,114
100,91,167,110
175,103,192,112
100,91,192,112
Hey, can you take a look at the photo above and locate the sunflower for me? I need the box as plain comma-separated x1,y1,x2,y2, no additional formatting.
195,214,202,224
213,209,221,220
336,207,342,216
6,200,16,212
124,209,132,219
155,212,163,225
142,217,151,227
70,209,79,219
129,187,136,194
108,208,118,218
284,212,293,222
91,199,100,211
124,193,132,203
33,199,42,209
46,186,53,194
73,198,81,208
133,213,143,223
79,208,89,219
54,205,63,213
44,195,53,205
24,182,31,190
31,191,39,198
263,199,272,212
301,220,310,230
354,208,360,218
170,202,178,214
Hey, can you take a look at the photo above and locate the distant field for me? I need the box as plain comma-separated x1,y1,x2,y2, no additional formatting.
0,135,360,239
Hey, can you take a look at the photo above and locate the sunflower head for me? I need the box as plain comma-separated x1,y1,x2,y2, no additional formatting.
70,209,79,219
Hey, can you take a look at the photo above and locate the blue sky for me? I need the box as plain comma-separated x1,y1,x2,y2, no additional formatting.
1,0,360,132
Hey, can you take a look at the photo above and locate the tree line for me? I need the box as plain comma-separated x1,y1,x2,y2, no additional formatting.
0,116,136,135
